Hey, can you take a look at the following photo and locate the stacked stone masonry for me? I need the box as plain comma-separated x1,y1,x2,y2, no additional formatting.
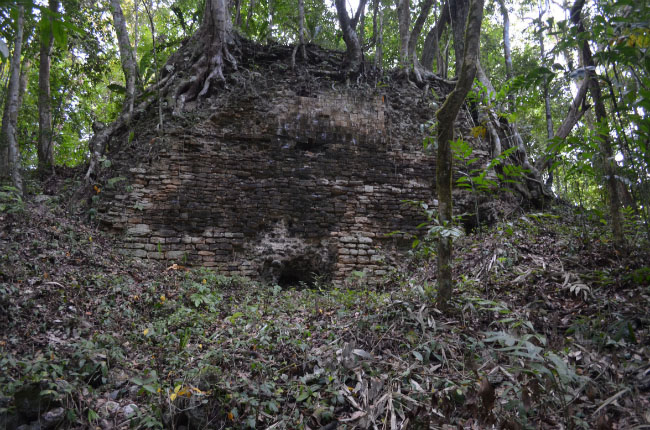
99,91,435,285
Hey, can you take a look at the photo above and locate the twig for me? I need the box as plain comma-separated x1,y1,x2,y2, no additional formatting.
592,387,630,416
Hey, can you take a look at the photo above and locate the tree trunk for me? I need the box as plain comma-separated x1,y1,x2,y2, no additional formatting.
246,0,255,31
537,2,554,185
497,0,517,113
497,0,512,80
407,0,434,63
351,0,368,29
375,7,383,71
421,1,450,72
435,0,484,309
440,38,450,78
0,5,25,194
298,0,306,59
571,0,624,246
371,0,378,46
358,3,365,49
449,0,469,75
268,0,274,43
554,79,589,140
396,0,410,65
133,0,140,74
109,0,138,119
38,0,60,173
334,0,362,74
535,68,590,178
143,0,163,131
235,0,242,26
17,58,30,113
175,0,235,105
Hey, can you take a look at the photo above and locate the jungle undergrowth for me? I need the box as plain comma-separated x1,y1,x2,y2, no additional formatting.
0,199,648,429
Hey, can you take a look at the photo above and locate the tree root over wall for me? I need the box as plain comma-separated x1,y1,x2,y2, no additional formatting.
83,30,550,211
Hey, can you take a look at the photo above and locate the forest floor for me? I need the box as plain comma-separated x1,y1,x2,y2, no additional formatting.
1,190,649,430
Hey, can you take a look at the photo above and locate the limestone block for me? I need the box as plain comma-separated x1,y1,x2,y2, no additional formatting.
166,251,186,259
127,224,150,236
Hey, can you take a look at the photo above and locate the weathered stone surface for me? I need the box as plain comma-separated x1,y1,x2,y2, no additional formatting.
126,224,150,236
98,91,452,284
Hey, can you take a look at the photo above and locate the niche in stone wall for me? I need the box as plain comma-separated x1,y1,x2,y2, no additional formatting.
277,255,323,287
262,252,333,288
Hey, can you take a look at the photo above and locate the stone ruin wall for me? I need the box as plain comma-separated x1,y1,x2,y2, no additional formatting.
98,91,436,285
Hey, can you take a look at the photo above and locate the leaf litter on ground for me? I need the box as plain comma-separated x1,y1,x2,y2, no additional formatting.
0,198,648,429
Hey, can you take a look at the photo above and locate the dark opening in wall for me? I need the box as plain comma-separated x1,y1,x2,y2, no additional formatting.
262,250,334,288
277,269,315,287
277,257,320,288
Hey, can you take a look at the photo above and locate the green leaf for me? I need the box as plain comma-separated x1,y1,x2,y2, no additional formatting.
226,312,245,324
296,389,310,402
88,409,99,422
40,17,52,41
142,384,158,394
52,19,67,47
267,400,279,413
107,83,126,94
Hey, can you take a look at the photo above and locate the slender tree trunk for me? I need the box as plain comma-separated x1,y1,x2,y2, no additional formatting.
375,8,383,71
268,0,274,42
109,0,138,119
396,0,411,65
38,0,60,173
440,37,450,78
421,1,450,72
571,0,624,246
538,8,555,185
351,0,368,31
449,0,469,75
246,0,255,31
0,6,25,193
540,47,552,140
554,79,589,140
435,0,484,309
535,70,590,178
497,0,512,79
537,1,554,179
371,0,378,46
298,0,306,59
17,58,30,112
143,0,163,131
235,0,242,26
497,0,517,113
334,0,362,73
407,0,434,63
134,0,139,74
359,4,365,50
